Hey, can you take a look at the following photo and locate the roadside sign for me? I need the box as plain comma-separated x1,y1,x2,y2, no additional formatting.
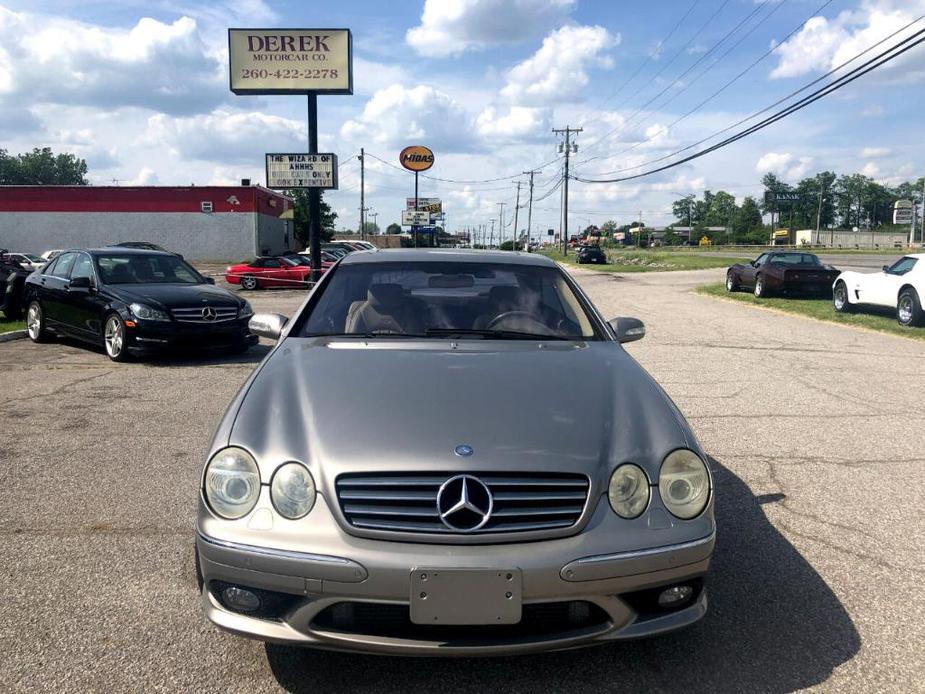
894,205,914,224
406,198,442,214
547,229,554,236
265,153,338,189
228,29,353,95
402,210,431,226
399,145,435,172
765,191,801,204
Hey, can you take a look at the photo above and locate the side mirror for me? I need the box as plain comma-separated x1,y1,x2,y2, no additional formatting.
882,265,890,273
204,277,216,285
68,276,92,291
608,317,646,344
249,313,288,340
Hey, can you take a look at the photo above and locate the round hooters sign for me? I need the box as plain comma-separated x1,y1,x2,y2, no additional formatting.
399,145,435,172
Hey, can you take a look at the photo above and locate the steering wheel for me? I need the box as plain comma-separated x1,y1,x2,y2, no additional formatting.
486,311,550,333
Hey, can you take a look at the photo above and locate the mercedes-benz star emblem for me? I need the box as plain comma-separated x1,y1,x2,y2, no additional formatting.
436,475,493,531
201,306,217,321
454,444,474,457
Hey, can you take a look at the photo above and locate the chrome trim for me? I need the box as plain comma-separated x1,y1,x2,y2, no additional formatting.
573,532,715,565
197,530,353,566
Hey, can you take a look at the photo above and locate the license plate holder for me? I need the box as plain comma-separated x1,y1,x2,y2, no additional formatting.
410,568,522,625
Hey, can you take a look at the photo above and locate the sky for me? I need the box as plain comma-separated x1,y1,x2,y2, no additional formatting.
1,0,923,238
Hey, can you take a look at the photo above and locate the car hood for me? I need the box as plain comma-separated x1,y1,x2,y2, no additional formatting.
107,283,243,309
225,339,700,485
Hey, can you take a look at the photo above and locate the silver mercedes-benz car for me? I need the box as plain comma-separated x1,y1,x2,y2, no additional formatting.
195,248,714,655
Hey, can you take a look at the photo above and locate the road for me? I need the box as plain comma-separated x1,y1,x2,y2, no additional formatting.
1,266,923,693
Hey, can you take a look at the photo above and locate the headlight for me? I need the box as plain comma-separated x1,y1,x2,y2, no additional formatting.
204,447,261,519
608,464,649,518
129,302,169,321
270,462,316,519
239,301,253,319
659,449,710,519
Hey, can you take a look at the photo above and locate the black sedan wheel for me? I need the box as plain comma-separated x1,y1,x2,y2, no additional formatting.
726,272,739,292
833,281,854,313
103,314,130,362
241,275,259,291
754,275,768,298
26,301,49,343
897,288,923,327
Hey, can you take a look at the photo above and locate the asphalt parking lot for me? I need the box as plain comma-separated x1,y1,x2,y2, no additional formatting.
2,264,923,693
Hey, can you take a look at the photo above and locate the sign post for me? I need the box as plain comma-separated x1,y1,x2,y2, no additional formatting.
229,28,353,280
399,146,435,247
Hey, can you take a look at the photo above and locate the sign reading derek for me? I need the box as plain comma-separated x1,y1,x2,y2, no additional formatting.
266,153,338,189
228,28,353,95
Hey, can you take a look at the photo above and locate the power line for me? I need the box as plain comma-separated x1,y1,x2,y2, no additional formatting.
572,25,925,185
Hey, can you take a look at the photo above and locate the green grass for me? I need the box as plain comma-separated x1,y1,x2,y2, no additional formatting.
697,283,925,341
0,317,25,334
542,249,742,272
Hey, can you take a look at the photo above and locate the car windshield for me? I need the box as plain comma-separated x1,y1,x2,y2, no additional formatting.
768,253,821,265
298,261,598,340
95,253,203,284
24,254,44,262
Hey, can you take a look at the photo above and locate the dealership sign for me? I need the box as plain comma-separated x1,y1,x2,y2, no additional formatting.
228,29,353,94
265,153,338,189
894,199,914,224
399,145,435,172
402,210,431,226
406,198,442,215
764,191,801,204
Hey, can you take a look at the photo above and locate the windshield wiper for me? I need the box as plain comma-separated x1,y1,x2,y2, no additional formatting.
424,328,569,340
307,331,427,338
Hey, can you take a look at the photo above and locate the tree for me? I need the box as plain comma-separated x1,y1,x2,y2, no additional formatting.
0,147,88,185
386,222,402,235
361,221,379,235
284,190,338,245
601,219,619,236
672,194,697,226
733,196,764,243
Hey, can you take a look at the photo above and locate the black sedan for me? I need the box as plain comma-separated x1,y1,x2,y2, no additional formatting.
23,248,257,361
576,245,608,264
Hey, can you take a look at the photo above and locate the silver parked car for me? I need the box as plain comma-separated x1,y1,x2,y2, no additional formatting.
195,249,714,655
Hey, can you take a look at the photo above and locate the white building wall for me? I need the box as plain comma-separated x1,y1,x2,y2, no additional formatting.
0,211,284,261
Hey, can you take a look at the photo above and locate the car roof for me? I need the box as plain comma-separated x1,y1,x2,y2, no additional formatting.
339,248,557,267
80,247,176,256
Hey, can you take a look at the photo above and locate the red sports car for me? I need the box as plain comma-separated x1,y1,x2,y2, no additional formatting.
225,255,333,290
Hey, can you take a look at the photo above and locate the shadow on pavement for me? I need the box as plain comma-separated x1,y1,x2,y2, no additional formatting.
49,334,271,366
265,456,859,693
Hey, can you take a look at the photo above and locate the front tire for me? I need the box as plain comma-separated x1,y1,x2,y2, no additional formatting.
240,275,259,291
897,288,923,327
26,300,49,343
726,272,739,292
833,281,854,314
754,275,768,298
103,314,130,362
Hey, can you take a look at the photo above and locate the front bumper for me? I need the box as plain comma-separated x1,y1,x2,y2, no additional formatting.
126,318,256,354
196,519,714,655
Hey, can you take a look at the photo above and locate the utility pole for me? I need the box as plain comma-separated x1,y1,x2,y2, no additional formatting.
496,202,506,250
370,211,378,235
512,183,522,252
553,125,582,255
522,168,541,252
816,180,826,244
489,219,495,248
637,211,642,249
358,147,365,240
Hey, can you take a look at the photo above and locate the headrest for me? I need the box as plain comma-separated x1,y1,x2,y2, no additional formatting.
488,285,519,306
367,283,404,308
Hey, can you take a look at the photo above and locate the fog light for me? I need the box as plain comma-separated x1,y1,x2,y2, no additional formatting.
657,585,693,608
222,585,261,613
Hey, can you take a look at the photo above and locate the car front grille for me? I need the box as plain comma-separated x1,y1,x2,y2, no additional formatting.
310,600,611,643
171,306,239,323
335,472,590,535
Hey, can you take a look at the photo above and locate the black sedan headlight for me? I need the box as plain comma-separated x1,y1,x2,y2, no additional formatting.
129,302,170,321
239,301,253,319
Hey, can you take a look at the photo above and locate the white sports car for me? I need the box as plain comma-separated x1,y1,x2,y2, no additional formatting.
832,254,925,327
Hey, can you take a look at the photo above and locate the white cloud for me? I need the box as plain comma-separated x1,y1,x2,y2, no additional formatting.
0,7,224,115
475,105,550,139
126,167,159,185
146,109,304,164
860,146,890,157
340,84,473,151
861,103,885,116
501,25,617,104
771,1,925,82
406,0,576,57
755,151,813,181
